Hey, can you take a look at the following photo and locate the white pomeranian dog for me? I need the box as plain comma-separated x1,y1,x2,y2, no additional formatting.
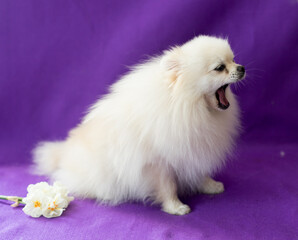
33,36,245,215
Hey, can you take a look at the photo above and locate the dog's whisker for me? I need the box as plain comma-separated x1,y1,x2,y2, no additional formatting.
246,73,263,79
245,68,266,72
244,60,257,66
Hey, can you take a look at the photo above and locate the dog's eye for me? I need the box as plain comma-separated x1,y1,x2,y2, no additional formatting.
214,64,225,72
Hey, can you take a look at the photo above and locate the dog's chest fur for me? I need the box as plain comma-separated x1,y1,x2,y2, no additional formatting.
150,95,240,189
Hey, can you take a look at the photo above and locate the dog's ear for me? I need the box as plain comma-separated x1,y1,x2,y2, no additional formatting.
160,46,183,82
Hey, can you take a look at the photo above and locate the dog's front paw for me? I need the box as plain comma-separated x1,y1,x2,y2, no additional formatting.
163,204,191,215
199,177,224,194
162,200,191,215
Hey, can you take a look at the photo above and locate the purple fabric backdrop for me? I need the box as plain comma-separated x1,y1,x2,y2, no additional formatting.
0,0,297,239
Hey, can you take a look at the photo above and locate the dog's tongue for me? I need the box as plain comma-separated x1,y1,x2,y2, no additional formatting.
217,87,229,107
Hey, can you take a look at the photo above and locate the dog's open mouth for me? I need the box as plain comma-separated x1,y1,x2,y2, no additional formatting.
215,84,229,110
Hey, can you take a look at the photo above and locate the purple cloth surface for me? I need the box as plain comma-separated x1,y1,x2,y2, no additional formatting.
0,0,297,239
1,145,297,239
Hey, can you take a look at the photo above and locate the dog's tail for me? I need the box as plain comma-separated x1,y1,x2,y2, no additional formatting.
32,141,64,176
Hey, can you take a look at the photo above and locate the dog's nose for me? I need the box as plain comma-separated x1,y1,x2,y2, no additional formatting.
237,65,245,73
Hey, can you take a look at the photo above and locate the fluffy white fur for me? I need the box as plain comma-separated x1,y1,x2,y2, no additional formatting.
33,36,244,215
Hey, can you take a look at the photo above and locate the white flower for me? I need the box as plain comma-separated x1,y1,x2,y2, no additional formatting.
27,182,52,194
22,181,74,218
42,196,65,218
22,192,48,218
52,182,74,207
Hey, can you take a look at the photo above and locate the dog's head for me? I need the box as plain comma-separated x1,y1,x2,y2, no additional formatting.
161,36,245,110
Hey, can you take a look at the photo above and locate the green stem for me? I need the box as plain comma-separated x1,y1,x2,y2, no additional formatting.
0,195,25,205
0,195,9,200
0,195,23,200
